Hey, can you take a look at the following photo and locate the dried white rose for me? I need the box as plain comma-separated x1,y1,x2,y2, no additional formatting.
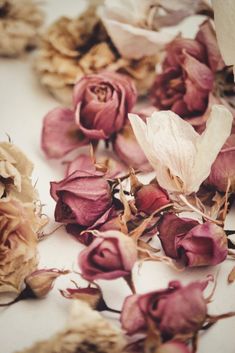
0,0,44,57
212,0,235,78
0,142,38,203
129,105,233,195
17,300,126,353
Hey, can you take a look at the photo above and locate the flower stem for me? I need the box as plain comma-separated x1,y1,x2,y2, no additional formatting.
124,274,136,294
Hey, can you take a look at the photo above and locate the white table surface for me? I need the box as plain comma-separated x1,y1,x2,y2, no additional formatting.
1,1,235,352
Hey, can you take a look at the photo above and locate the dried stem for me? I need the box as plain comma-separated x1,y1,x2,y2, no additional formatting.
124,274,136,294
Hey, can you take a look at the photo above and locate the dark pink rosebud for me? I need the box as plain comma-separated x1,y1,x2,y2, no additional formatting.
41,107,88,158
156,341,191,353
134,182,170,215
50,170,113,231
158,214,228,267
113,122,152,172
66,153,125,179
121,280,207,339
73,72,137,140
206,134,235,192
78,230,137,281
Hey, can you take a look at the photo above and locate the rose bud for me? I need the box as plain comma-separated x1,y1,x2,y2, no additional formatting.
61,285,103,309
121,280,207,340
158,213,228,267
25,269,69,298
113,122,152,172
66,153,125,179
133,180,170,215
73,72,137,140
206,134,235,192
78,230,137,281
50,170,113,233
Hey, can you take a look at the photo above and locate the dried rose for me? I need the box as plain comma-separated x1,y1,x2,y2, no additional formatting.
113,122,152,172
0,141,37,203
121,280,207,339
78,230,137,281
0,0,44,57
73,71,137,140
66,153,125,179
206,134,235,192
134,180,170,215
17,300,126,353
158,214,228,267
129,105,233,195
151,20,223,126
156,341,191,353
25,269,69,298
50,170,113,234
0,199,39,295
41,108,89,159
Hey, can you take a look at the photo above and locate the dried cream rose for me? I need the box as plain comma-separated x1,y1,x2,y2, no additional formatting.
212,0,235,77
0,199,40,295
17,300,126,353
0,0,44,57
0,142,37,203
129,105,233,195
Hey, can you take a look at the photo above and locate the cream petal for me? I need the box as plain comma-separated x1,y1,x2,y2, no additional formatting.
192,105,233,192
212,0,235,65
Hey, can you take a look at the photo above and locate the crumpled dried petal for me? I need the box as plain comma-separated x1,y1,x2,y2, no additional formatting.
0,199,39,295
17,300,126,353
129,105,233,194
0,142,38,203
0,0,44,57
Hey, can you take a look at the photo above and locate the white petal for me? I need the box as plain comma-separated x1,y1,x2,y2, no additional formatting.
212,0,235,65
192,105,233,191
146,111,198,193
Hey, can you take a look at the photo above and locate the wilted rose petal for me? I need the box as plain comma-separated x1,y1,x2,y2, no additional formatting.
206,134,235,192
78,230,137,281
41,107,88,158
156,341,191,353
113,122,152,172
73,71,137,140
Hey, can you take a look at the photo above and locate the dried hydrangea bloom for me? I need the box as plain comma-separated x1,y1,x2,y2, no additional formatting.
35,4,157,104
0,142,38,203
17,300,126,353
0,199,40,295
0,0,44,57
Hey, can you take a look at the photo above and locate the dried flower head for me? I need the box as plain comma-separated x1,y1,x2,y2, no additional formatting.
35,4,157,104
17,300,126,353
0,0,44,56
0,142,38,203
0,199,40,295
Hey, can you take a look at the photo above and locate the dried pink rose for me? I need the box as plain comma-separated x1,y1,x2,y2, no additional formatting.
78,230,137,281
121,280,207,339
206,134,235,192
50,170,113,234
73,71,137,140
158,213,228,267
41,108,89,158
25,269,69,298
66,153,125,179
113,122,152,172
134,181,170,215
151,20,221,125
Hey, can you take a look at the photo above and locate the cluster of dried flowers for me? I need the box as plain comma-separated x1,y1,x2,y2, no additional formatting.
0,0,44,56
0,142,68,305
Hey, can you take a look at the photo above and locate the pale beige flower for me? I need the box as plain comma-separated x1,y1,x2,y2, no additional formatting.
17,300,126,353
0,199,41,295
35,4,157,104
129,105,233,195
0,142,38,203
0,0,44,57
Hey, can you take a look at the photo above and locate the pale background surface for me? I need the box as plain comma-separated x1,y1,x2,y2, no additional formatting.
0,1,235,352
